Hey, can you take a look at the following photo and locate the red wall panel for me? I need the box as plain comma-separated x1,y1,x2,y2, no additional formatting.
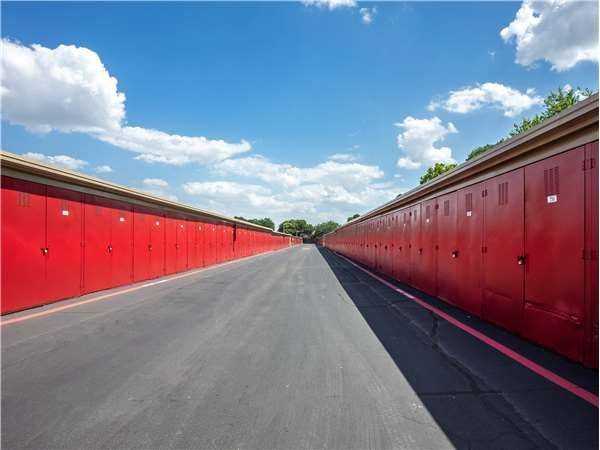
133,207,152,282
1,177,46,313
436,192,458,305
418,198,437,296
84,195,112,293
584,141,599,367
110,200,133,287
165,217,178,275
482,169,525,333
455,184,483,317
408,203,421,287
523,147,585,361
45,186,83,302
150,214,165,279
175,219,188,273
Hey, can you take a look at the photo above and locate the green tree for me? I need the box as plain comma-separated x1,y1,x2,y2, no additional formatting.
277,219,314,237
464,86,593,163
509,86,593,137
419,162,457,185
234,216,275,230
347,213,360,222
313,221,340,239
466,143,495,161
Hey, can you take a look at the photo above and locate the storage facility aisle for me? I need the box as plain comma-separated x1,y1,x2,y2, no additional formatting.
1,245,597,449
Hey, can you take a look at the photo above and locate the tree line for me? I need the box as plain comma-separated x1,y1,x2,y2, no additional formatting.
235,216,356,240
418,86,594,185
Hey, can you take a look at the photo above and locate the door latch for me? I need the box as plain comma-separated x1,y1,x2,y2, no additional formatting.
108,245,113,253
40,247,49,256
517,255,526,265
451,250,459,258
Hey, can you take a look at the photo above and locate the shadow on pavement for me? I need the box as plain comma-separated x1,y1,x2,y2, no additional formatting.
316,245,598,450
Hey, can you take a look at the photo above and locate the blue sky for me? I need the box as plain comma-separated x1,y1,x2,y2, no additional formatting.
2,1,598,225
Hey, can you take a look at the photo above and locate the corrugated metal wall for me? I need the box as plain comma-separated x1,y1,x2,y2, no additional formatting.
1,175,301,315
323,142,599,367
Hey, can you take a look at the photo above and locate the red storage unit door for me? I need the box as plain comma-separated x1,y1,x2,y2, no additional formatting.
206,223,216,266
1,177,46,314
482,169,525,333
436,192,458,305
418,199,437,296
45,186,83,302
187,221,200,269
83,194,112,294
382,216,392,276
583,141,598,367
456,184,484,317
408,204,421,287
175,219,187,272
165,216,178,275
150,214,165,278
395,210,410,283
584,141,598,367
524,147,585,362
110,200,133,287
197,222,206,267
133,207,152,282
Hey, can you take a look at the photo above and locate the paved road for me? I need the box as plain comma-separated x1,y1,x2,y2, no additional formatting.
2,245,597,449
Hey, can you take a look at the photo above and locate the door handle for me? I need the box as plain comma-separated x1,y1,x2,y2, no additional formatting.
108,245,113,253
148,244,153,251
418,248,423,254
40,247,49,256
451,250,459,258
517,255,526,265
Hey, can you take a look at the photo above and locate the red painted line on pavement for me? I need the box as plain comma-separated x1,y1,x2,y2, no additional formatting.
332,250,599,408
1,246,295,327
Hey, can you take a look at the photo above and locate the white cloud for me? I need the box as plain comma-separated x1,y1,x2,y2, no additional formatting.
500,0,599,71
143,178,169,188
329,153,358,162
1,39,251,165
22,152,88,171
96,126,251,166
302,0,356,10
184,156,401,225
212,155,383,189
94,165,113,174
140,178,177,201
1,40,124,134
359,7,377,25
395,117,457,170
428,82,543,117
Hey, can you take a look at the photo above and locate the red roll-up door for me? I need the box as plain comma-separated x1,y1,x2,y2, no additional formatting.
110,200,133,287
1,177,46,314
584,141,598,367
45,186,83,302
436,192,458,305
456,183,484,317
133,206,152,282
150,213,165,278
83,194,112,293
523,147,585,362
482,169,525,333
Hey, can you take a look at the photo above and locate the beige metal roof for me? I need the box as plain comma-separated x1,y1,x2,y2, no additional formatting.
0,150,295,237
